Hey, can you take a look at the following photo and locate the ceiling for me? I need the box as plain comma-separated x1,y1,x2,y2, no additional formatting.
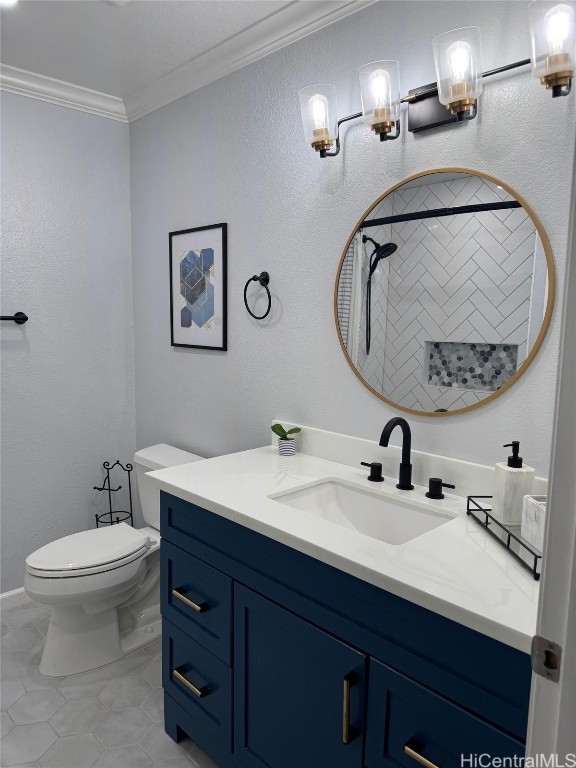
1,1,289,98
0,0,375,121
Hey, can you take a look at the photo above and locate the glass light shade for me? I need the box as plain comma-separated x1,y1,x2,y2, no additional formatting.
529,1,575,81
299,84,338,150
358,61,400,130
432,27,483,111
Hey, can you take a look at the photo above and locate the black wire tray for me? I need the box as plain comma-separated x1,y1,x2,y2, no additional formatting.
466,496,542,581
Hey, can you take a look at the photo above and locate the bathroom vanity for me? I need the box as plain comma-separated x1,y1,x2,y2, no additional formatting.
151,437,540,768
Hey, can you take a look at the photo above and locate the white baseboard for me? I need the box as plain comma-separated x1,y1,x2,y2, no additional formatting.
0,587,32,611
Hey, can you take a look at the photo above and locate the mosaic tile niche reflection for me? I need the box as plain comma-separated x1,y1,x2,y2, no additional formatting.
426,341,518,392
180,248,215,328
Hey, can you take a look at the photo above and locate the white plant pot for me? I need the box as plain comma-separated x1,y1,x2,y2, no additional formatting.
278,438,296,456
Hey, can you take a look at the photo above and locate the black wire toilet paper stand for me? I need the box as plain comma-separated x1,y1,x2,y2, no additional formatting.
93,460,134,528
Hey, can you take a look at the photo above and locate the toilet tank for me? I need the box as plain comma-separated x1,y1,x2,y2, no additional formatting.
133,444,204,529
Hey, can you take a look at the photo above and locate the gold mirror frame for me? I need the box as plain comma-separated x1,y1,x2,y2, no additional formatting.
334,167,556,417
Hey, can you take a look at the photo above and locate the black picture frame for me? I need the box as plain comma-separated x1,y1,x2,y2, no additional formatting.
169,223,228,351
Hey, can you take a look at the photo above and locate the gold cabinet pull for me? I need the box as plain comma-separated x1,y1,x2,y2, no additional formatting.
342,672,358,744
173,668,209,698
171,588,209,613
404,742,440,768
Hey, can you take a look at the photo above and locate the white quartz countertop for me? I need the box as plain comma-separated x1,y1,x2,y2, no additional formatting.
148,447,539,653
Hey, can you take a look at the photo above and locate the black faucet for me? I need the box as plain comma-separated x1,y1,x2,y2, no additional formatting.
379,417,414,490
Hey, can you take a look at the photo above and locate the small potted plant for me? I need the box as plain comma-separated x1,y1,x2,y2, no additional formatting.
271,423,301,456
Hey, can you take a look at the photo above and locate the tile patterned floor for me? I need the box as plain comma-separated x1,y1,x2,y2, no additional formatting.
1,602,218,768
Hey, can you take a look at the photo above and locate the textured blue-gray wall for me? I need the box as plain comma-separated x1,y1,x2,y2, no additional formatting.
129,1,575,476
1,94,136,591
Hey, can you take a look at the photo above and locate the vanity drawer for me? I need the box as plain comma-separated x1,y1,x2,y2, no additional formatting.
161,540,232,664
162,618,232,751
365,659,525,768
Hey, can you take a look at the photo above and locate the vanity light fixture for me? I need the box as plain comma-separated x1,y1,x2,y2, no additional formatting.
432,27,483,119
298,84,339,153
529,0,575,96
358,61,401,140
299,2,574,158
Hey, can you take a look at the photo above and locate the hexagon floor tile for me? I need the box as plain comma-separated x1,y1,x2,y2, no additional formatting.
94,707,154,750
1,722,58,766
140,723,191,763
189,744,221,768
0,711,15,739
0,602,221,767
39,733,103,768
98,675,152,711
0,628,43,655
92,745,152,768
8,688,65,724
155,759,197,768
1,679,25,710
58,666,112,701
104,651,151,679
49,697,108,736
141,658,162,689
4,763,41,768
19,660,62,693
4,605,50,631
141,688,164,722
1,652,31,683
143,639,162,660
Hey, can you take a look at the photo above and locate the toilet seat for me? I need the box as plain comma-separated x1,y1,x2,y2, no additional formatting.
26,523,151,579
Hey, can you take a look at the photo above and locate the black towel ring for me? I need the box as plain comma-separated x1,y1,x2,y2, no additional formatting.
244,272,271,320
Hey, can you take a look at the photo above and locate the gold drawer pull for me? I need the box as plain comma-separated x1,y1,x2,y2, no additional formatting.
171,588,209,613
342,672,358,744
404,742,440,768
173,668,209,698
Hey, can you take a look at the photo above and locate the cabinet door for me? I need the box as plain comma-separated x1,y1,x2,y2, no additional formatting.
365,659,525,768
234,585,366,768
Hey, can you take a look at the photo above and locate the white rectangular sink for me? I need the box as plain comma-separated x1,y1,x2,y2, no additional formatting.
270,479,455,545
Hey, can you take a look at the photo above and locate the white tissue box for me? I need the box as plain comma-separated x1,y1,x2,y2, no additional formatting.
521,495,547,552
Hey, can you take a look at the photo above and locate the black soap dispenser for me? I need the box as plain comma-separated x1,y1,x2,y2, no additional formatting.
491,441,535,524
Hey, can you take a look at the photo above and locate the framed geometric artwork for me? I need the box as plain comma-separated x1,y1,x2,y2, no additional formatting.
169,223,227,350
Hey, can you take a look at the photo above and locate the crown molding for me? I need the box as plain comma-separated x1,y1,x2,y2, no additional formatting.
0,1,376,124
124,0,377,122
0,64,128,122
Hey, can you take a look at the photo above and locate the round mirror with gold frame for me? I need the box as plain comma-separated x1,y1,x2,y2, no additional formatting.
334,168,555,417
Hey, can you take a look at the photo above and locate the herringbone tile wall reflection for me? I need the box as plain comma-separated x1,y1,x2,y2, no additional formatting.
339,174,544,413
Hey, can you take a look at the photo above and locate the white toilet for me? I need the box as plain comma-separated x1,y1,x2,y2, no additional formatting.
24,444,202,677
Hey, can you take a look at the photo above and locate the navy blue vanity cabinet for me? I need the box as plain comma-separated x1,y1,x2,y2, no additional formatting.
160,491,532,768
365,659,525,767
234,584,366,768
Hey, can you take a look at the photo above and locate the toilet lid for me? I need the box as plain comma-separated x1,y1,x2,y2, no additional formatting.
26,523,151,572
